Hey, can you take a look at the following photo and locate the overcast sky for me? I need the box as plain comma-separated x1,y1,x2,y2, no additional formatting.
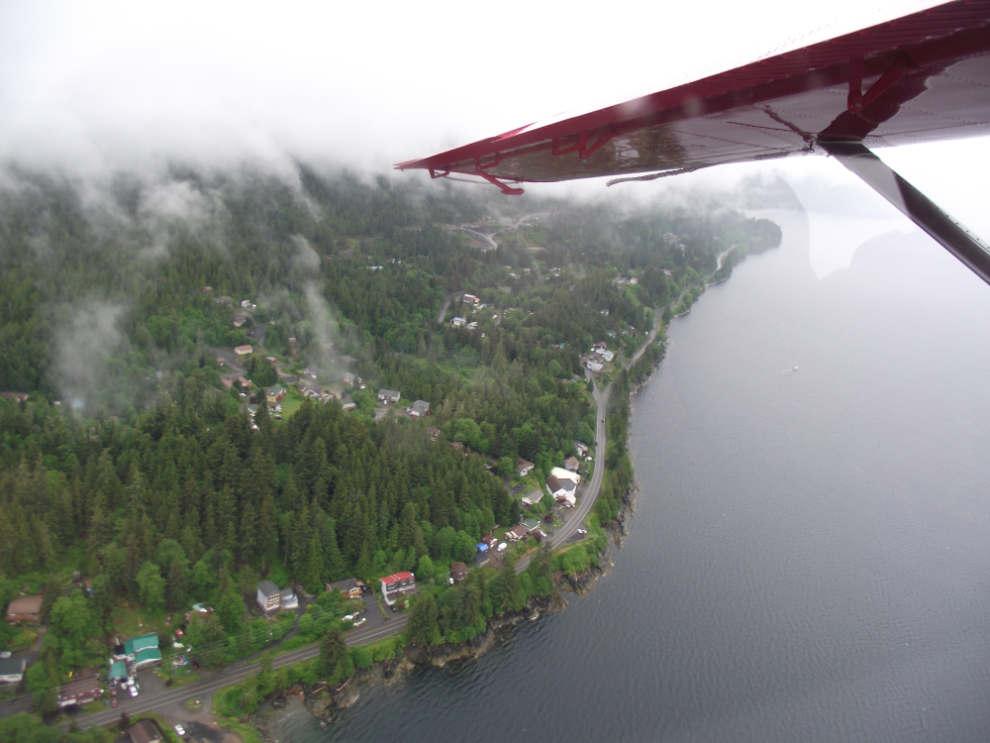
1,0,987,244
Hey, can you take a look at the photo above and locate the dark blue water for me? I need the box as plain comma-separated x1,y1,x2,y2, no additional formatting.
276,207,990,743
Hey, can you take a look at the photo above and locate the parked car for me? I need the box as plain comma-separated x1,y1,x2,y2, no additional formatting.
128,685,138,698
111,697,117,708
352,617,367,627
174,724,186,737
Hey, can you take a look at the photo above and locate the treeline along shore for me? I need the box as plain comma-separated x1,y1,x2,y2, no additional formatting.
0,163,784,741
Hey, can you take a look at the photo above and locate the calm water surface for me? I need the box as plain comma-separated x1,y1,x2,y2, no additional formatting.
278,207,990,743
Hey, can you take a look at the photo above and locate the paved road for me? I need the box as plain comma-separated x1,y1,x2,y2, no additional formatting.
517,245,738,569
65,616,408,732
58,245,739,732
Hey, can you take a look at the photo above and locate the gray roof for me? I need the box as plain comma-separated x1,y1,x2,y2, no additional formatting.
412,400,430,413
0,657,26,676
258,580,279,597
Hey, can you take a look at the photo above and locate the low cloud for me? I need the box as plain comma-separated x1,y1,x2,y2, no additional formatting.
52,300,129,410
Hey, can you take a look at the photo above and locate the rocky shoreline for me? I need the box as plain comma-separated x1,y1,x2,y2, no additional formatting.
247,355,660,739
247,483,637,738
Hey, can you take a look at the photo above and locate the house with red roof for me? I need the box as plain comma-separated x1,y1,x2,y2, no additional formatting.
380,571,417,606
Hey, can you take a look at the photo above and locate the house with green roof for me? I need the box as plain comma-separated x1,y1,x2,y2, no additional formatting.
134,646,162,670
113,632,160,665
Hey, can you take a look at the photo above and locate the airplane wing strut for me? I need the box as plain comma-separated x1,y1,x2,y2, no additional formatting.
821,140,990,285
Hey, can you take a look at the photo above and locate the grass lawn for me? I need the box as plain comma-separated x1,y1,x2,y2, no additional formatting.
113,602,169,639
279,391,305,419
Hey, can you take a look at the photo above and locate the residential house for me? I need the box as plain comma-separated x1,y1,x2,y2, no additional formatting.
234,344,253,356
461,293,479,304
586,360,604,373
341,397,357,411
342,372,355,386
256,580,281,612
0,392,29,403
240,299,255,310
467,321,478,331
0,657,27,684
134,645,163,670
451,316,466,327
450,562,469,584
5,594,42,625
521,490,544,506
450,441,466,453
238,376,252,389
474,550,490,567
380,572,417,606
57,669,102,708
505,524,530,542
127,719,163,743
551,466,580,483
426,426,441,440
378,389,401,405
564,456,580,473
326,578,365,600
267,384,286,404
516,458,535,476
107,661,128,682
410,400,430,417
303,385,321,399
522,518,541,533
221,378,234,390
113,633,160,667
215,295,233,306
601,350,615,363
546,475,576,506
280,587,298,610
232,314,247,328
573,441,589,457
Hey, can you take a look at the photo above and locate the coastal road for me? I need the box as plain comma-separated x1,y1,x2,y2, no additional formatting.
64,245,739,731
517,245,738,570
65,617,408,733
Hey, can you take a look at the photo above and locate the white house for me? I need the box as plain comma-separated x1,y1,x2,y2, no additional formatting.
586,360,604,373
381,572,417,606
256,580,281,612
546,475,577,506
451,316,466,327
378,389,401,404
550,466,581,485
0,657,26,684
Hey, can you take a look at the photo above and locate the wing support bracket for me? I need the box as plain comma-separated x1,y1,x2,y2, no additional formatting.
847,55,914,113
552,128,617,159
821,138,990,286
472,159,524,195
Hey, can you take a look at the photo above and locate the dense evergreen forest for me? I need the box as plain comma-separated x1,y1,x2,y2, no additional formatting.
0,162,782,707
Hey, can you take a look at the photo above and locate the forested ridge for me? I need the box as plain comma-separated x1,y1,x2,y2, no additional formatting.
0,163,782,708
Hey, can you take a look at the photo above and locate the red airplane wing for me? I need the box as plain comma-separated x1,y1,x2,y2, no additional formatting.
397,0,990,193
